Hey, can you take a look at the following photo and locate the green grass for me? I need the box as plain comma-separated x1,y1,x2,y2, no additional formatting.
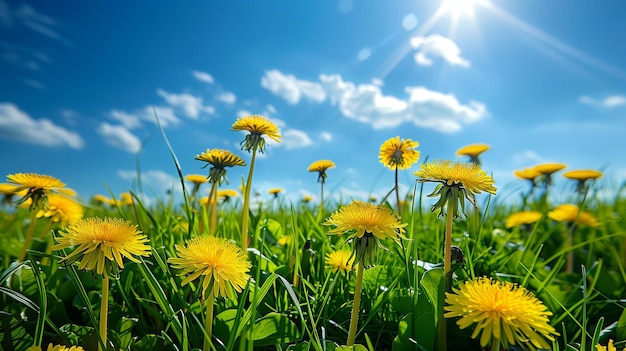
1,173,625,351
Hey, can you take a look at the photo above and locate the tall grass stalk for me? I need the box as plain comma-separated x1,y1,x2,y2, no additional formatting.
346,263,364,346
241,147,258,251
99,274,110,351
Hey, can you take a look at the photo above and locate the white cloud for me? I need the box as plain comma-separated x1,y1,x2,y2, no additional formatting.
281,129,313,150
0,102,83,148
97,122,141,153
217,91,237,104
157,89,214,119
512,150,546,165
13,3,71,45
192,70,214,84
579,94,626,108
23,78,45,89
261,70,326,104
265,104,277,114
319,74,486,132
410,34,470,67
357,47,372,61
319,131,333,142
109,105,181,128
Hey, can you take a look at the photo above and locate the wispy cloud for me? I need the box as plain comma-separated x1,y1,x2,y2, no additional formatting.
579,94,626,108
10,3,71,45
118,169,182,198
410,34,470,67
281,129,313,150
0,102,83,148
23,78,45,89
157,89,215,118
319,131,333,142
97,122,141,153
108,106,181,129
217,91,237,104
192,70,214,84
261,70,327,104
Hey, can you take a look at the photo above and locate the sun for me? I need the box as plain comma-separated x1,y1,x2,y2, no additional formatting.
439,0,481,20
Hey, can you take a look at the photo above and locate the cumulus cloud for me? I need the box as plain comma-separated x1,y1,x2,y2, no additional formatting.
217,91,237,104
580,94,626,108
319,74,486,132
192,70,214,84
97,122,141,153
261,70,326,104
0,102,83,148
157,89,214,118
410,34,470,67
281,129,313,150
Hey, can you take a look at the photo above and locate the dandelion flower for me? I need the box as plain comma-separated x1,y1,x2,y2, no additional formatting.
53,217,151,275
37,194,84,227
169,236,251,300
505,211,543,228
28,344,85,351
514,168,542,183
119,192,133,206
456,143,490,165
302,195,313,203
268,188,283,197
217,189,239,201
596,339,622,351
195,149,246,185
232,114,282,153
414,160,496,216
308,159,336,183
532,163,567,186
91,194,111,205
548,204,600,227
7,173,66,211
324,201,406,267
378,136,420,170
445,277,558,350
325,250,355,273
186,174,209,184
563,169,603,194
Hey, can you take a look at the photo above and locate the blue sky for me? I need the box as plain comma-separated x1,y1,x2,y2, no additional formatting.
1,0,625,206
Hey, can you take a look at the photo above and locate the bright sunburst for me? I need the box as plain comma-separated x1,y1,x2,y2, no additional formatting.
439,0,481,20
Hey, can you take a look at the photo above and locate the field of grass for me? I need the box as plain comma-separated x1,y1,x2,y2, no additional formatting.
1,131,625,351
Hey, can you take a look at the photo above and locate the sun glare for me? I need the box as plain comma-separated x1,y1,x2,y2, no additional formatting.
440,0,480,20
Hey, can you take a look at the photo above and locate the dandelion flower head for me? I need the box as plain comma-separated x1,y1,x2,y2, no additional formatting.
548,204,600,227
514,168,542,182
456,143,490,164
378,136,420,170
169,236,251,300
7,173,66,211
325,250,355,273
217,189,239,199
37,194,84,227
53,217,151,275
91,194,111,205
563,169,602,182
445,277,558,350
195,149,246,185
268,188,283,196
186,174,209,185
232,115,282,153
308,159,336,183
596,339,623,351
505,211,543,228
28,344,85,351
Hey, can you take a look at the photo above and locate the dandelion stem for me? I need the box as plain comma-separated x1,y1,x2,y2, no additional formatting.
241,147,258,250
437,208,454,351
203,289,215,351
99,274,110,351
317,180,325,222
347,263,364,346
208,182,218,235
395,166,401,216
18,210,38,262
490,338,500,351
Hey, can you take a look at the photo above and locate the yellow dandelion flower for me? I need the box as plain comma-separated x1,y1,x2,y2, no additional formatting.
514,168,542,182
325,250,355,273
53,217,151,275
7,173,66,211
268,188,283,197
28,344,85,351
414,160,496,216
378,136,420,170
119,192,133,206
91,194,111,205
169,236,251,300
302,195,313,203
533,163,567,175
445,277,558,350
232,114,282,153
37,194,84,227
563,169,603,194
456,143,490,165
186,174,208,184
324,201,407,266
596,339,621,351
195,149,246,184
217,189,239,199
505,211,543,228
548,204,600,227
308,159,336,184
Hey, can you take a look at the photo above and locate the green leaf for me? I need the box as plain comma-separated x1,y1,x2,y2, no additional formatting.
617,307,626,341
335,345,368,351
420,267,444,325
250,312,302,346
131,334,178,351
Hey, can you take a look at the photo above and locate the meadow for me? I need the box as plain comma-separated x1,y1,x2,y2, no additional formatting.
0,115,625,351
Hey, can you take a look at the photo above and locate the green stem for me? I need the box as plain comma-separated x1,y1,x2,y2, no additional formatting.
241,147,257,251
395,167,401,217
210,182,218,236
203,289,215,351
490,337,500,351
18,210,39,262
317,181,325,222
99,274,110,351
346,263,364,346
437,209,454,351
